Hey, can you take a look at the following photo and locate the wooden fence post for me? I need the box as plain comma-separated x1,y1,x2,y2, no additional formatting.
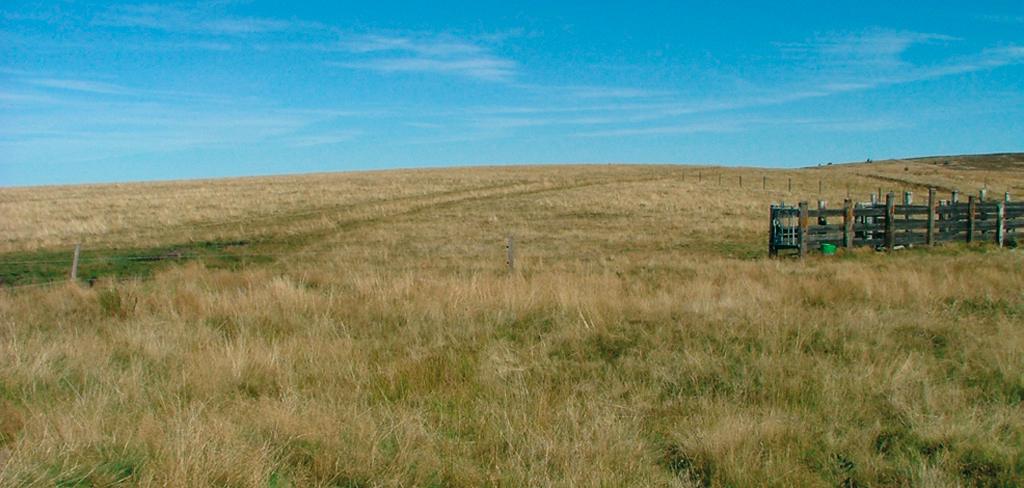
817,200,827,225
507,236,515,275
798,201,809,258
885,193,895,251
71,244,81,282
843,199,854,249
739,175,743,188
927,188,936,246
763,176,766,190
903,191,913,242
996,201,1005,247
788,178,792,192
967,196,977,243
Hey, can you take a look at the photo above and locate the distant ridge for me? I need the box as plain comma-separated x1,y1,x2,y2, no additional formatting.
885,152,1024,171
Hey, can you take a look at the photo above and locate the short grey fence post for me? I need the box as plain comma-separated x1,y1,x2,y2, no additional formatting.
71,244,81,282
507,236,515,275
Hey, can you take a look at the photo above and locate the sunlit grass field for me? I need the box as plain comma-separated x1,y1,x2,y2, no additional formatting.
1,157,1023,487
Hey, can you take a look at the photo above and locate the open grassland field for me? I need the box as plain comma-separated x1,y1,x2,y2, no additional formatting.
1,156,1023,487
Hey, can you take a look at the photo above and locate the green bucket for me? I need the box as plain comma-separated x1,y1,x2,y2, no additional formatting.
821,243,837,254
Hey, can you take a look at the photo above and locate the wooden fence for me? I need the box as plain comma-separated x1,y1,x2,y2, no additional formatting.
770,189,1024,257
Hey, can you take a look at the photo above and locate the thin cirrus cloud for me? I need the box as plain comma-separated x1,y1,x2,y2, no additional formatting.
12,75,244,106
975,14,1024,24
22,78,138,96
92,4,298,35
87,3,521,83
331,56,517,82
782,29,961,64
771,28,1024,97
281,131,362,148
330,32,519,82
342,34,488,57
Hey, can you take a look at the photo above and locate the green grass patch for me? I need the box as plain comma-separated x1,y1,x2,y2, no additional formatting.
0,239,276,287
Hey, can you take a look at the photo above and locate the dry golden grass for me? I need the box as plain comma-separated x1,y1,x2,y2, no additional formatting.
1,158,1023,487
7,160,1021,255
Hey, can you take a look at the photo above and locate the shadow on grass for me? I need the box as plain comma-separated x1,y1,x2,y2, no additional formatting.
0,239,275,288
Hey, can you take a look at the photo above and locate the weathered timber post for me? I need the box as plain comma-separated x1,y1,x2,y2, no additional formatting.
867,193,879,241
798,201,809,258
903,191,913,242
699,171,702,182
507,236,516,274
843,199,854,249
967,196,977,243
996,201,1006,247
854,202,866,240
818,180,822,195
739,175,743,188
719,173,722,185
763,176,766,190
885,193,896,251
788,178,792,192
927,188,937,246
71,244,81,282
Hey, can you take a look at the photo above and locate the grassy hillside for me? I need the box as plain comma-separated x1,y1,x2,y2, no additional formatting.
1,157,1023,486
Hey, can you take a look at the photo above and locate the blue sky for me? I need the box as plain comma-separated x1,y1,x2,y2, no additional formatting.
2,1,1023,186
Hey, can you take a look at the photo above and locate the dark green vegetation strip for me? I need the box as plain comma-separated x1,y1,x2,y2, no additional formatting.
0,239,275,287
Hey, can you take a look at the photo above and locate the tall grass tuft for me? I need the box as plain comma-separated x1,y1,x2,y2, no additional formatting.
2,162,1023,486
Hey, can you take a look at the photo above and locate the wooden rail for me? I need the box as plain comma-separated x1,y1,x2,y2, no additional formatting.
770,189,1023,257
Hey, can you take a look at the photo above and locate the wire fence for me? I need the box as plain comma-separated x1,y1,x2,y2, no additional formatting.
3,170,1012,291
0,249,327,291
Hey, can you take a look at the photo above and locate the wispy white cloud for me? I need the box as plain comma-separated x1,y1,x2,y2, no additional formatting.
23,78,135,96
769,28,1024,101
526,85,676,100
577,121,745,137
281,131,361,148
332,32,519,82
1,4,79,26
92,4,299,35
333,56,516,82
343,34,486,58
0,75,365,166
574,115,911,138
0,91,59,105
918,45,1024,78
975,14,1024,24
570,87,674,99
778,28,960,73
9,74,246,106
